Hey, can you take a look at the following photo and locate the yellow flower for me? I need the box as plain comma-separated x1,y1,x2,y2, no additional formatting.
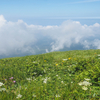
62,60,64,62
56,64,58,66
68,58,71,60
44,60,46,62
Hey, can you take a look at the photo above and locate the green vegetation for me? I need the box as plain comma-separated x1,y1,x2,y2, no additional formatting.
0,49,100,100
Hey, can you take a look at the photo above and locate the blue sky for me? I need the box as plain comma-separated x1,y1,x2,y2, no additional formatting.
0,0,100,59
1,0,100,19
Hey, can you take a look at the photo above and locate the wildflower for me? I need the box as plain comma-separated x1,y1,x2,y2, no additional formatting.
56,64,58,66
82,86,88,90
98,54,100,56
43,78,47,83
44,60,46,62
26,78,32,81
33,61,36,63
62,60,64,62
84,78,90,81
33,72,37,74
61,81,64,84
43,77,51,83
82,81,92,86
62,59,68,61
68,58,71,60
25,87,27,90
33,94,37,97
0,88,6,92
58,77,61,79
78,82,83,86
40,75,42,77
56,75,58,76
0,82,4,87
16,94,22,99
78,81,92,86
55,94,60,97
69,74,71,76
9,77,13,80
13,81,16,83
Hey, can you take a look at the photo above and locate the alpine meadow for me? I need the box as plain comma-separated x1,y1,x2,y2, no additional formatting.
1,0,100,99
0,49,100,100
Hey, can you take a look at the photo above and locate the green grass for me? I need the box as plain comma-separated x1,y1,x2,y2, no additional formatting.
0,49,100,100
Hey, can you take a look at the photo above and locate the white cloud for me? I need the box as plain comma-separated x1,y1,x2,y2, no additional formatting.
45,49,49,53
92,39,100,49
0,15,6,27
46,20,100,51
0,15,100,58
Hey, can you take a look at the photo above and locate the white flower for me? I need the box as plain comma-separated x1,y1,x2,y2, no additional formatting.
55,94,60,97
26,78,32,81
33,94,37,97
61,81,64,84
16,94,22,98
82,81,92,86
58,77,61,79
0,82,4,87
43,77,50,83
82,86,88,90
69,74,71,76
43,77,48,83
78,82,83,86
71,81,73,83
43,79,47,83
25,87,27,89
56,75,58,76
33,79,36,81
34,72,37,74
33,61,36,63
62,59,68,61
98,54,100,56
84,78,90,81
78,81,92,86
0,88,6,92
40,75,42,77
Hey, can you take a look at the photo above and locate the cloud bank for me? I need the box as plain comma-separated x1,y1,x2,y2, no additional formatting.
0,15,100,59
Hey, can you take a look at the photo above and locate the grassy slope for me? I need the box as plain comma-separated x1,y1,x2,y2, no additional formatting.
0,49,100,100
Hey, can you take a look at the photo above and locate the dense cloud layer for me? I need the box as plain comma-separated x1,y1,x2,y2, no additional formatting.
0,15,100,58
